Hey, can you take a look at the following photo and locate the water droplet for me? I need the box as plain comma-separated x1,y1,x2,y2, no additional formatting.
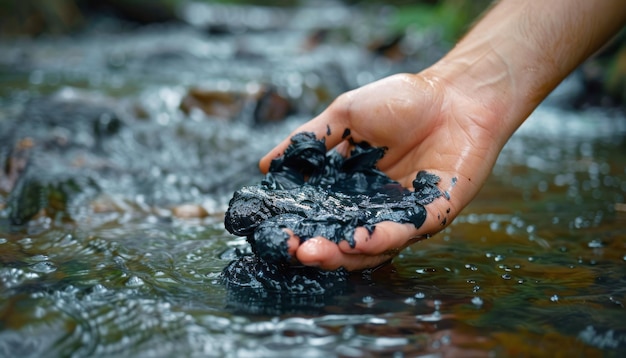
471,296,483,307
18,237,33,248
415,267,435,274
587,239,603,248
505,224,516,235
362,296,374,305
414,292,425,299
501,274,511,280
440,334,452,345
126,275,145,287
573,216,585,229
464,264,478,271
92,284,107,293
341,325,356,340
550,294,559,302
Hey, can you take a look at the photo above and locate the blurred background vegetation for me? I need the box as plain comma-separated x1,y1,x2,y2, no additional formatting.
0,0,488,39
0,0,624,106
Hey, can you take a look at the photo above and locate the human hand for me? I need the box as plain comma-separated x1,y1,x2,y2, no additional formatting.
258,71,506,271
249,0,626,272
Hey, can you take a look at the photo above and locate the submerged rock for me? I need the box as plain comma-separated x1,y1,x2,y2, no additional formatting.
0,90,118,225
179,85,293,124
225,131,442,264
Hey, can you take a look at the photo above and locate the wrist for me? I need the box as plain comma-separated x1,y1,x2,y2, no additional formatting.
421,52,532,148
424,34,557,143
422,0,626,141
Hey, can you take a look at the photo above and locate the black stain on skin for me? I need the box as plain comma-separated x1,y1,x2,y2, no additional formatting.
223,132,443,293
326,124,331,136
341,128,351,139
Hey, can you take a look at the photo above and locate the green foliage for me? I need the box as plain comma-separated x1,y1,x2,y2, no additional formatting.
388,1,490,42
198,0,299,6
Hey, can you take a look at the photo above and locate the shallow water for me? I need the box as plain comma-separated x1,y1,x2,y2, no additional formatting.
1,3,625,357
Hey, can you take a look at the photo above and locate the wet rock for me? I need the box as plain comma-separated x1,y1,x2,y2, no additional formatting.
224,132,443,265
6,174,99,226
0,138,34,194
15,89,124,150
180,85,293,124
0,89,121,225
368,32,406,61
252,86,293,124
179,88,245,119
6,177,47,226
171,204,209,218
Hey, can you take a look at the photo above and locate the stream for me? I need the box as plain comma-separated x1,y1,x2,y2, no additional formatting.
1,2,625,357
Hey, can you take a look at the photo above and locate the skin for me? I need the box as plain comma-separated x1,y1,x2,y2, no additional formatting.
259,0,626,271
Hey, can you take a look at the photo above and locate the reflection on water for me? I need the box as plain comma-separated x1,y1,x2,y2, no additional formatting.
1,2,625,357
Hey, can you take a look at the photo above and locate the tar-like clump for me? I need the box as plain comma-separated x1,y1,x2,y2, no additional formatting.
221,132,442,297
224,132,443,265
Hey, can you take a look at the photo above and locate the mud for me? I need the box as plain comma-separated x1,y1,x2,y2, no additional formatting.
224,132,443,267
223,255,348,295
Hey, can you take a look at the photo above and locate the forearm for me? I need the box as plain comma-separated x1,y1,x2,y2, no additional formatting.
427,0,626,145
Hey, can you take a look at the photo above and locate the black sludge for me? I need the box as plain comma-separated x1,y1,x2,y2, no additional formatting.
222,255,348,314
224,132,443,267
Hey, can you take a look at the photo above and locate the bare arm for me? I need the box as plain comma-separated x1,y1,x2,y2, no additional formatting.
434,0,626,142
258,0,626,271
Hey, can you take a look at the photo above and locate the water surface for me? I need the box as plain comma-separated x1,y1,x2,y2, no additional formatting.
0,3,625,357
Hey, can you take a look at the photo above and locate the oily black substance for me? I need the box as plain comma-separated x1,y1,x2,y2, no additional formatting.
224,132,443,264
222,255,349,314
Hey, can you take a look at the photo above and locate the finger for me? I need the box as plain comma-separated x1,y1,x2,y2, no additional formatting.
259,106,352,173
296,237,393,271
333,140,351,157
338,223,422,255
283,229,301,258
